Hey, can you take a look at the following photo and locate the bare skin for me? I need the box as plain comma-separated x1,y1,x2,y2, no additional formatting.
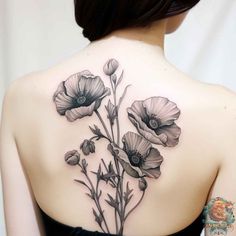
1,16,236,236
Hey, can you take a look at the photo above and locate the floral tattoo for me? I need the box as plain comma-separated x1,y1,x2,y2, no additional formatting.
53,59,181,235
203,197,235,235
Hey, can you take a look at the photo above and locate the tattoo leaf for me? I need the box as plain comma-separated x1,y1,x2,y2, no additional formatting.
108,162,116,178
105,193,119,209
124,182,133,206
92,208,103,226
109,182,117,188
111,74,117,85
89,125,104,138
91,164,102,180
100,161,117,184
101,173,117,182
98,190,102,199
105,100,117,125
117,85,131,110
115,70,124,88
86,192,95,200
74,179,91,191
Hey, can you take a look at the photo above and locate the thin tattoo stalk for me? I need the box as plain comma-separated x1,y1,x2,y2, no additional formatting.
77,162,110,234
109,72,125,234
95,110,112,141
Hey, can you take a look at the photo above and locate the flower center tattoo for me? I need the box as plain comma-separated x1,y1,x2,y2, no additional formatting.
53,58,181,235
128,152,143,167
76,95,87,105
148,118,160,129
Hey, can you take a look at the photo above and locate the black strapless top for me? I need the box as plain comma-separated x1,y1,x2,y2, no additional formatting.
38,205,204,236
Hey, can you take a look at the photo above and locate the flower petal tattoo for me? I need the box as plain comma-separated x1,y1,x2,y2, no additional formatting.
53,70,110,121
108,132,163,179
53,58,182,235
127,97,181,147
203,197,235,235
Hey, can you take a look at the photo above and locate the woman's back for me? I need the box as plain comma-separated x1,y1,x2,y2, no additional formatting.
2,36,236,236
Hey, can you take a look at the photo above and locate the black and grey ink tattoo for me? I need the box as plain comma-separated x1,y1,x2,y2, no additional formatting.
53,59,181,235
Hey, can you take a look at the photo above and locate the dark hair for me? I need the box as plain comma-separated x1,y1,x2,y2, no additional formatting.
74,0,200,41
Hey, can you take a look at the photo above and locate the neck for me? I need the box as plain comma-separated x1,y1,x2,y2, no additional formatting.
87,20,167,60
109,20,167,49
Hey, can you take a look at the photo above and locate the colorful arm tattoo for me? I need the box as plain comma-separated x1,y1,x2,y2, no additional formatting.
203,197,235,235
53,59,182,235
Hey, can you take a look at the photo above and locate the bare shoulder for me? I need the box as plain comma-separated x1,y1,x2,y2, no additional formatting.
2,71,45,126
209,84,236,161
212,84,236,122
3,71,42,103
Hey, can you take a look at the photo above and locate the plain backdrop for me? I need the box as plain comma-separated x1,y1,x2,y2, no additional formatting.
0,0,235,235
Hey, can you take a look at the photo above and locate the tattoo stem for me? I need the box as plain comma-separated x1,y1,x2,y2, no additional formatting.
118,170,125,235
101,158,119,233
101,159,117,187
120,170,125,216
115,112,120,146
109,120,115,143
109,75,120,146
124,191,145,221
95,110,112,141
101,159,108,172
79,163,110,233
109,75,125,234
114,193,119,234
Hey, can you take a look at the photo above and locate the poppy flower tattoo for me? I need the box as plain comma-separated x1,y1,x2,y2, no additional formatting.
127,97,181,147
108,132,163,179
53,58,181,235
53,70,110,121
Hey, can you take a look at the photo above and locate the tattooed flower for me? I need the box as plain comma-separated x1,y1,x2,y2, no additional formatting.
80,139,95,156
139,178,147,191
103,59,119,76
65,150,80,166
53,70,110,122
127,96,181,147
211,201,226,221
108,132,163,179
209,198,235,222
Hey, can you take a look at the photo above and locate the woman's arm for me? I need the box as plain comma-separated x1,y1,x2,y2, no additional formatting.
204,162,236,236
204,94,236,236
0,83,45,236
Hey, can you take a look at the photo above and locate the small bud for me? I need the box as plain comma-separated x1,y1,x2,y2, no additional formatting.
105,100,117,125
103,59,119,76
80,139,95,155
65,150,80,166
82,159,88,169
139,178,147,191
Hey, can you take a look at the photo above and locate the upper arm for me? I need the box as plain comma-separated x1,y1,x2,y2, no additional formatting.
0,81,44,236
204,91,236,236
204,161,236,236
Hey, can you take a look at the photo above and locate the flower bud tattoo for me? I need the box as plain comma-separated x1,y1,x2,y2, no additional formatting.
80,139,96,156
53,58,181,235
65,150,80,166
